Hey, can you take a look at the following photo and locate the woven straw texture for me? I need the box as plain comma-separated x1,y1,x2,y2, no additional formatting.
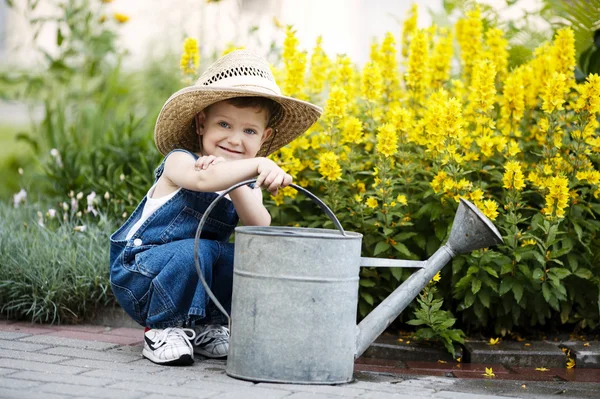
154,50,322,157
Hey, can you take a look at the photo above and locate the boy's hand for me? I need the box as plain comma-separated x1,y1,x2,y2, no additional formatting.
256,158,292,195
194,155,226,171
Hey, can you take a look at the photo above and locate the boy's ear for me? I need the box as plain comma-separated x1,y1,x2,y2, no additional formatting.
195,112,206,135
261,127,273,144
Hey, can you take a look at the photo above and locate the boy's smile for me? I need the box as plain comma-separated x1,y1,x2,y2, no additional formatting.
197,102,272,160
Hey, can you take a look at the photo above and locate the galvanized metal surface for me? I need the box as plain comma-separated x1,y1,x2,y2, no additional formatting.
194,181,504,385
227,226,362,384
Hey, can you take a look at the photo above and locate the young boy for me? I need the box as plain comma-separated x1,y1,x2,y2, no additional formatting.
109,50,322,365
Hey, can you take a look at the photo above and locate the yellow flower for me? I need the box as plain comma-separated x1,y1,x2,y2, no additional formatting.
113,13,129,24
483,367,496,378
376,123,398,157
324,86,348,120
396,194,407,205
317,152,342,181
180,37,200,76
521,239,536,247
341,117,363,144
283,26,307,99
470,189,484,202
541,72,567,114
489,337,500,345
432,272,441,282
405,29,430,99
366,197,378,209
566,358,576,369
354,194,362,202
456,6,483,77
308,36,330,95
503,161,526,191
361,61,383,103
401,4,418,58
535,367,549,372
543,175,570,219
482,199,499,221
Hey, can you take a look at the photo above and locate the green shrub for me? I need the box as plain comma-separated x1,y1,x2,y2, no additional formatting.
0,201,116,323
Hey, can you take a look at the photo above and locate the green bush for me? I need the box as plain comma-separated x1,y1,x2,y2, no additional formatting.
0,202,116,323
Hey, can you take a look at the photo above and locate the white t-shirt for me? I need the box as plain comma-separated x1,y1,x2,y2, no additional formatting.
126,184,181,240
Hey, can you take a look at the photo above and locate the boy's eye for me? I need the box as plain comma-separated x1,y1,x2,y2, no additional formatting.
218,121,230,128
244,129,257,135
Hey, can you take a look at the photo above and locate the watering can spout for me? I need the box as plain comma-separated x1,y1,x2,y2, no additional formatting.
355,198,503,358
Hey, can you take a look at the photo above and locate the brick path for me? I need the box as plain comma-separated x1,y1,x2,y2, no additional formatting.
0,320,598,398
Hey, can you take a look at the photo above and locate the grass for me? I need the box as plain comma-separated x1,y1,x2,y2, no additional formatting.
0,202,116,324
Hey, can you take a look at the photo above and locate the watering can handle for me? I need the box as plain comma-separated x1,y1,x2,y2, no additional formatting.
194,179,346,326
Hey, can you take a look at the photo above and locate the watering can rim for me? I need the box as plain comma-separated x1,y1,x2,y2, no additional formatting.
236,225,363,239
458,198,503,241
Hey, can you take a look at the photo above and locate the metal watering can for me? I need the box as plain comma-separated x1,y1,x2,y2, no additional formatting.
194,180,503,385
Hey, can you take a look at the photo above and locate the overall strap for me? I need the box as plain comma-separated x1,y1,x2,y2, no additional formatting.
154,149,199,181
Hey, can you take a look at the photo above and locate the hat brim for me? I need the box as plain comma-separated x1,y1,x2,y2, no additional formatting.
154,86,322,157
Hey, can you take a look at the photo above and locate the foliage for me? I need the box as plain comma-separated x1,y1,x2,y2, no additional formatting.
407,277,465,357
0,201,116,324
268,7,600,336
1,0,179,218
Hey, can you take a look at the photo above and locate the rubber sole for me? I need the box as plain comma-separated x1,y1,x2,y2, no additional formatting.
142,348,194,366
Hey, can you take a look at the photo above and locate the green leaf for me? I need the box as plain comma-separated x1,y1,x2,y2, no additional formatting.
359,279,376,287
57,27,64,46
390,267,403,281
513,282,524,303
574,268,592,279
479,289,491,308
548,268,571,280
374,241,390,256
392,241,412,257
463,291,475,308
361,291,374,306
532,268,544,281
471,279,482,294
482,266,499,278
542,282,552,303
499,278,514,295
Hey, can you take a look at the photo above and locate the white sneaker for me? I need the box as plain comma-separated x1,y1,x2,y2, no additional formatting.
193,324,229,358
142,327,195,366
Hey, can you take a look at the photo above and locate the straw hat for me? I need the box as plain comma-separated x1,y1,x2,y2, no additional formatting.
154,50,322,157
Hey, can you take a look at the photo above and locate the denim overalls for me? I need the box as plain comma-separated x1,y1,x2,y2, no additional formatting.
109,149,238,329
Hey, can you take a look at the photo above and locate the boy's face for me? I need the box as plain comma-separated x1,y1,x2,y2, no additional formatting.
196,101,272,160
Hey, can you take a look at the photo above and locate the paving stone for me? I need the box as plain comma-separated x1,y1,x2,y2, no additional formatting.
0,358,86,374
37,382,144,399
284,393,354,399
78,368,183,385
52,325,111,333
0,348,70,363
47,330,142,345
213,386,296,399
0,387,67,399
108,381,220,398
463,339,565,368
0,376,43,389
19,334,119,350
0,366,18,376
360,393,428,399
362,334,456,363
406,361,509,374
433,391,511,399
9,370,110,387
355,358,404,368
0,331,32,340
553,368,600,383
0,323,55,335
254,381,366,397
103,327,144,338
60,358,164,372
0,339,50,352
561,342,600,369
42,346,140,363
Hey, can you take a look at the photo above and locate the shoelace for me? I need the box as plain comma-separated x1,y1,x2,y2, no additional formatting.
193,325,230,346
152,327,196,351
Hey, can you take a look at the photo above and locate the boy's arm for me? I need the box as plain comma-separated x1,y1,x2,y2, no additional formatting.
163,151,290,225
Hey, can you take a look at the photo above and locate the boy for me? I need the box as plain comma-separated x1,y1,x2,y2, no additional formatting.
109,50,322,365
